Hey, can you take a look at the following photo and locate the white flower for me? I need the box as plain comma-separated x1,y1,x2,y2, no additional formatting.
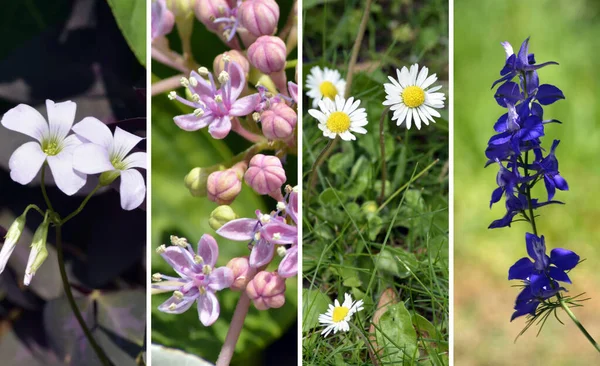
1,100,87,195
72,118,147,211
305,66,346,108
382,64,445,130
308,95,368,141
319,293,364,337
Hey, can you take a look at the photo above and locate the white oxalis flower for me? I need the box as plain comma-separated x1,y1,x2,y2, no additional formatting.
1,100,86,195
72,118,147,210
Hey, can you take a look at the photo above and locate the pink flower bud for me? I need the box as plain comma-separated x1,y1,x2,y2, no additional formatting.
260,103,297,140
151,0,175,41
194,0,230,33
244,154,286,195
213,50,250,77
245,271,286,310
207,169,242,205
247,36,287,74
238,0,279,37
226,256,253,291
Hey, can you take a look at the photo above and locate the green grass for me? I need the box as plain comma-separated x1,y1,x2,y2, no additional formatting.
302,0,449,364
455,0,600,364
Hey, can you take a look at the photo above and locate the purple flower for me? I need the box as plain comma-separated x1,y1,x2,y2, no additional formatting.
533,140,569,200
153,235,234,326
169,60,260,139
151,0,175,41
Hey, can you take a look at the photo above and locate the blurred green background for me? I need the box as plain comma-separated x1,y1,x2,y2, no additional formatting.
455,0,600,364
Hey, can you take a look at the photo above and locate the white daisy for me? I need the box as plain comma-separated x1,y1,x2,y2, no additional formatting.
319,293,364,337
308,95,368,141
382,64,445,130
305,66,346,108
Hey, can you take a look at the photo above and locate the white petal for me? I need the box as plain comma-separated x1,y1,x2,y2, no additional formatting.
339,131,354,141
112,127,144,160
1,104,49,142
73,143,114,174
421,74,438,90
416,66,428,87
405,108,413,129
46,100,76,141
122,152,147,170
427,85,443,93
413,109,422,130
72,117,114,149
8,142,46,185
47,151,87,195
119,169,146,210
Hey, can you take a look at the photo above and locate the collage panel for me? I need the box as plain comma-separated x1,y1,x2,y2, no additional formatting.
150,0,298,365
0,0,147,365
301,0,449,364
455,0,600,363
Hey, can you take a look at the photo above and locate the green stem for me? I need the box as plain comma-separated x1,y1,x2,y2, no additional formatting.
558,296,600,353
523,151,600,352
61,185,101,226
344,0,375,98
24,204,45,217
285,59,298,69
378,106,391,204
307,138,338,205
55,226,112,365
41,164,54,212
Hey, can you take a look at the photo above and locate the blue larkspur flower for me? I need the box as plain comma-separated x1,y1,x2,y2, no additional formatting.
533,140,569,200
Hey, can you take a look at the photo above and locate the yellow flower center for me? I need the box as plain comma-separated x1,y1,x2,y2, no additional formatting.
402,85,425,108
319,81,338,99
332,306,349,322
326,111,350,134
41,140,60,156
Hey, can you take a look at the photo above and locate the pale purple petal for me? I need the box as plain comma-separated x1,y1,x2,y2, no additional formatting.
189,71,213,96
151,0,175,41
46,99,76,141
1,104,49,142
249,238,274,268
278,245,298,278
119,169,146,210
160,246,196,278
288,82,298,103
73,143,113,174
174,113,212,131
72,117,113,149
261,221,297,244
228,61,246,101
197,234,219,267
287,190,298,224
47,150,87,196
216,218,258,241
230,94,260,116
112,127,143,158
197,291,220,326
122,151,147,170
207,116,232,139
8,142,46,185
158,288,199,314
207,267,234,291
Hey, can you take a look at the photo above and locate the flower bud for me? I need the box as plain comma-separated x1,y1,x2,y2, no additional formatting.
24,219,50,286
207,169,242,205
260,102,297,140
226,256,252,291
184,167,214,197
151,0,175,41
0,212,27,274
238,0,279,37
99,170,121,186
194,0,230,34
213,50,250,78
167,0,194,19
288,81,298,104
245,271,286,310
244,154,286,195
247,36,287,74
209,205,238,230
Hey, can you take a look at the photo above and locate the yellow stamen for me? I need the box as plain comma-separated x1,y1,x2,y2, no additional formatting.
332,306,349,322
319,81,338,99
402,85,425,108
326,112,350,134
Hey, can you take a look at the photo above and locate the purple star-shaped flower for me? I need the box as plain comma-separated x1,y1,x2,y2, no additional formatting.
153,234,233,326
170,60,260,139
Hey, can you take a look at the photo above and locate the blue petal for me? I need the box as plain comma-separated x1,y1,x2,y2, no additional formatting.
490,187,504,208
494,82,522,107
508,257,534,280
544,175,556,201
536,84,565,105
550,248,580,271
553,175,569,191
494,113,509,133
548,267,571,284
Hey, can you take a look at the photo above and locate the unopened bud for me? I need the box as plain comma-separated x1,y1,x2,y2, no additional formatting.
238,0,280,37
247,36,287,74
213,50,250,77
0,212,27,274
184,167,211,197
226,256,252,291
244,154,286,195
24,219,50,286
260,102,297,140
207,169,242,205
209,205,238,230
194,0,231,34
246,271,286,310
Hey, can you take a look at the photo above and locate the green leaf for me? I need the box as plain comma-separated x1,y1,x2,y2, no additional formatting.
318,187,344,206
107,0,146,66
302,290,331,333
367,215,383,241
375,302,418,364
